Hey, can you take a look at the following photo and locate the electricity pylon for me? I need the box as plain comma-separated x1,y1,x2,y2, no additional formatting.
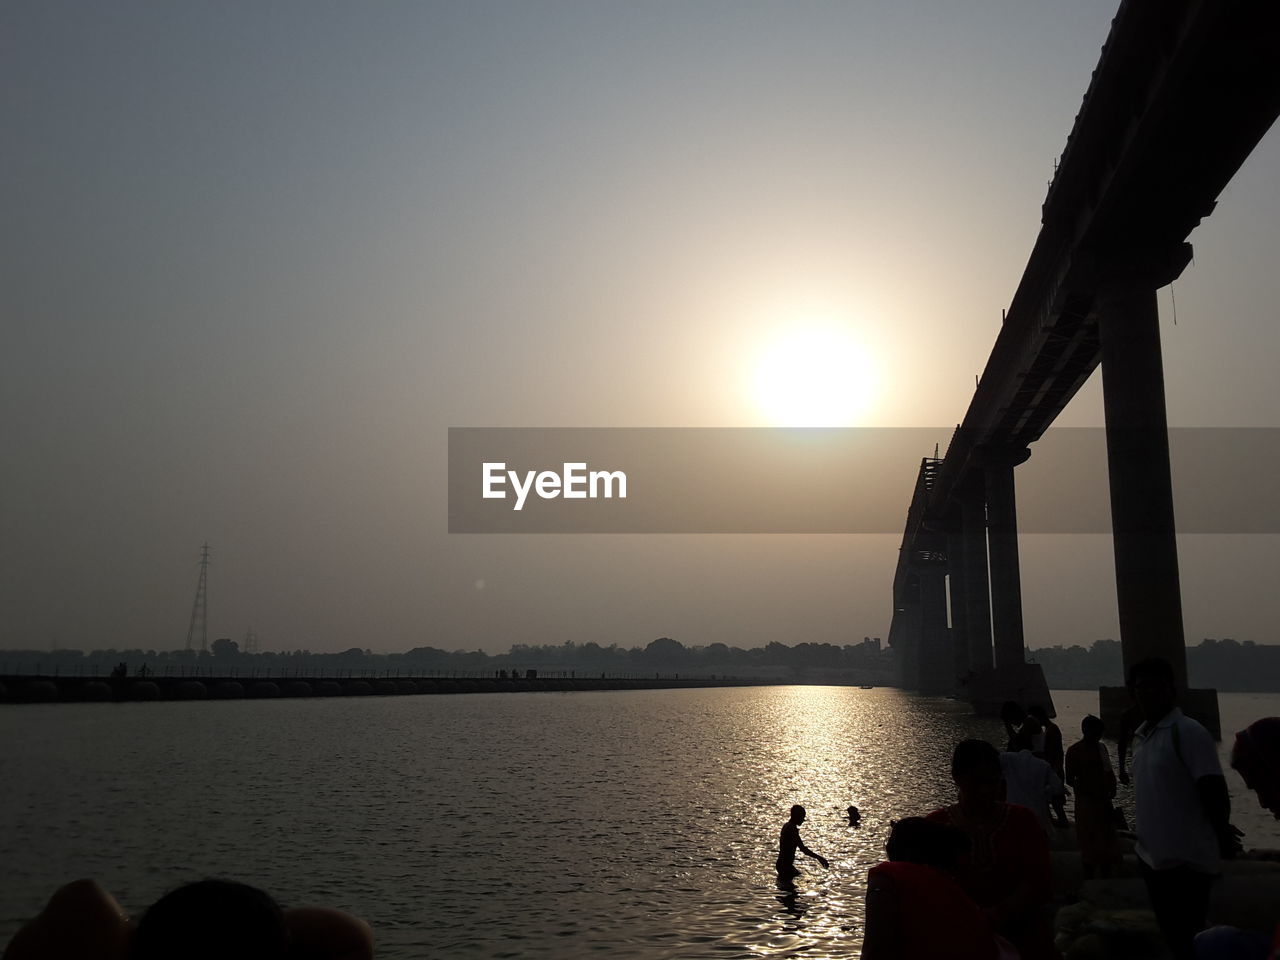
185,542,210,653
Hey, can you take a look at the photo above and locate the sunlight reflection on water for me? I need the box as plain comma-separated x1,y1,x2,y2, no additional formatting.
2,686,1276,958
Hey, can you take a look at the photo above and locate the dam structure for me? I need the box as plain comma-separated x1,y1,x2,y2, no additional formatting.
888,0,1280,732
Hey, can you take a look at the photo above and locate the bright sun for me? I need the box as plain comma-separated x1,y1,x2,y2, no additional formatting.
752,326,878,427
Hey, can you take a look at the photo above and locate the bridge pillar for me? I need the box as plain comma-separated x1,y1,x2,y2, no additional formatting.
946,527,970,681
984,447,1031,671
960,489,993,673
958,447,1051,717
1097,281,1189,690
889,573,921,691
918,562,952,694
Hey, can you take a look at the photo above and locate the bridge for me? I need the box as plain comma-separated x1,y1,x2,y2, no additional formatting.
888,0,1280,732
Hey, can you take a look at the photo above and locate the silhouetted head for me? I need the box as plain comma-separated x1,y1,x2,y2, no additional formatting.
790,804,806,824
1127,657,1177,724
1027,704,1050,725
999,701,1025,726
847,805,861,823
1232,717,1280,820
885,817,968,872
1081,714,1105,742
950,739,1005,811
132,879,288,960
1013,716,1042,752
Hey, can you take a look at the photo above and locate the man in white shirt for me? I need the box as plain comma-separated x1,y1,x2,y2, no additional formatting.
1000,724,1065,834
1128,657,1234,960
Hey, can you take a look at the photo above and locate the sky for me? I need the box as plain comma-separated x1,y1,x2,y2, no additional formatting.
3,1,1278,657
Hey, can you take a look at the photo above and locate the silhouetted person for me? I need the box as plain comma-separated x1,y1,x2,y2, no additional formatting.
776,804,828,882
1064,715,1120,878
1,878,373,960
1116,702,1139,786
1230,716,1280,820
928,739,1057,960
1128,657,1235,960
133,880,288,960
1194,716,1280,960
862,817,1012,960
999,722,1064,835
0,880,131,960
1027,705,1069,828
847,805,862,826
999,701,1026,752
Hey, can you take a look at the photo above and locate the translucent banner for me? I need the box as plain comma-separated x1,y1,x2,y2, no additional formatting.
447,427,1280,534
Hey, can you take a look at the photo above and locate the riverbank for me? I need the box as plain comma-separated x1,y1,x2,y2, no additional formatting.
0,672,851,704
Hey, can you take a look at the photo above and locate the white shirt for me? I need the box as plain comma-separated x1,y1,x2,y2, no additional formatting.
1000,749,1062,834
1132,707,1223,872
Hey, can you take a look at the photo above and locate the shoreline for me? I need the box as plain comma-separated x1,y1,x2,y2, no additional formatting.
0,673,885,705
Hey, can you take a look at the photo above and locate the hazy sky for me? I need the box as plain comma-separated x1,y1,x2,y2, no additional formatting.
3,1,1278,656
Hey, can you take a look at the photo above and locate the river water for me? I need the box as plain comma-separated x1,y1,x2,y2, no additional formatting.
2,686,1277,958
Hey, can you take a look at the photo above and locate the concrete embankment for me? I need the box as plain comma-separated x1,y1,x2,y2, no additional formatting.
1050,832,1280,959
0,674,767,704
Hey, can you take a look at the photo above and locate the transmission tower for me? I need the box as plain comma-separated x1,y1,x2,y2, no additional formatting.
185,542,210,652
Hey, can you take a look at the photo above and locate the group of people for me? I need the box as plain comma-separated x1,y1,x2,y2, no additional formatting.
777,656,1280,960
777,736,1057,959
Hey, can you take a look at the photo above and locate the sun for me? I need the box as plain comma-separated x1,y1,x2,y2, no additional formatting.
752,326,878,426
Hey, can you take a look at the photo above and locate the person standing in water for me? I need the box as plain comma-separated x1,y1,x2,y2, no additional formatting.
777,804,828,880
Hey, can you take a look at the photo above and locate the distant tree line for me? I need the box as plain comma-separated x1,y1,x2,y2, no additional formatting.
1029,637,1280,692
0,636,895,684
8,636,1274,691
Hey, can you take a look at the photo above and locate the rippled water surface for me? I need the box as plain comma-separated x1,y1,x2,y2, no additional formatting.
3,686,1277,957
